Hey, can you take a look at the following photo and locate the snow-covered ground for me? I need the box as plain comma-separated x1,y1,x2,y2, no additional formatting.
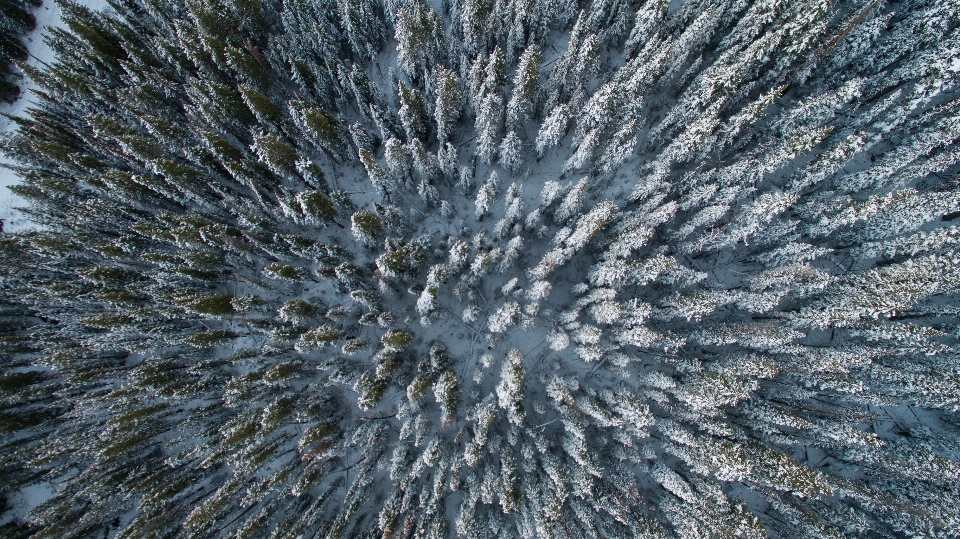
0,0,109,232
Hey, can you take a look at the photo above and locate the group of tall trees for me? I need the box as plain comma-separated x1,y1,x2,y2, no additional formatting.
1,0,960,537
0,0,41,103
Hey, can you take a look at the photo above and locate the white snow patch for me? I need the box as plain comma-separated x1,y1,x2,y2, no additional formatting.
0,482,55,525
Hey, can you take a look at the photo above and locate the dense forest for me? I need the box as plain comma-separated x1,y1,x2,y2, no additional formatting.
0,0,41,103
1,0,960,537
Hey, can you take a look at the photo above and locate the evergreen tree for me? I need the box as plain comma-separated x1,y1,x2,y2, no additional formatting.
506,44,542,130
0,0,39,103
535,103,572,157
338,0,386,62
499,130,523,174
434,66,462,143
289,100,348,161
624,0,668,54
397,79,431,141
384,136,414,186
458,0,489,55
360,149,394,199
395,0,446,79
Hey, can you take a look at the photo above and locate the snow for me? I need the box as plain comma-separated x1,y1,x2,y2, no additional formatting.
0,0,109,232
0,482,54,525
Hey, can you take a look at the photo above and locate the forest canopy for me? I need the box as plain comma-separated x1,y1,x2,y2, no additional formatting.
0,0,41,103
1,0,960,537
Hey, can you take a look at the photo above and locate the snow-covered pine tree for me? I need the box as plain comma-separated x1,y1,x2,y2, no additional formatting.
397,79,431,141
0,0,39,103
433,66,462,143
506,43,542,131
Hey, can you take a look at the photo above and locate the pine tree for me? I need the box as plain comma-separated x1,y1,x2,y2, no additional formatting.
506,44,542,130
434,67,462,143
352,209,384,245
239,83,284,127
339,0,386,62
349,122,378,153
554,178,588,225
475,172,498,219
535,103,572,157
459,0,489,55
0,0,38,103
546,12,599,111
496,349,526,425
384,136,415,186
624,0,668,54
586,0,634,49
438,141,459,181
360,149,394,199
397,80,431,142
476,92,505,164
289,100,348,161
499,130,523,174
395,0,446,79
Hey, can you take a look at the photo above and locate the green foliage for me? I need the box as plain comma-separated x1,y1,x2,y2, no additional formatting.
297,325,342,350
239,84,283,124
342,338,369,355
355,371,388,410
0,0,35,98
279,299,317,323
300,191,338,222
95,289,147,304
264,263,308,281
407,373,432,405
329,190,357,213
0,370,49,393
376,238,427,279
272,326,306,342
350,290,381,310
334,262,364,286
202,130,245,161
351,209,384,244
175,293,236,316
434,370,460,427
397,80,430,140
226,45,270,88
375,352,402,378
264,361,302,383
253,132,298,175
231,294,267,313
79,312,135,328
380,329,412,351
174,266,219,280
78,266,136,286
291,101,344,156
